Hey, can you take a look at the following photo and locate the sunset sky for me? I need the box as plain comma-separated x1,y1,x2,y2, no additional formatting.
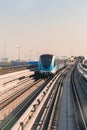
0,0,87,60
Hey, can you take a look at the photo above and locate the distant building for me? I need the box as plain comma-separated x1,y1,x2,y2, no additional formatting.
1,58,8,62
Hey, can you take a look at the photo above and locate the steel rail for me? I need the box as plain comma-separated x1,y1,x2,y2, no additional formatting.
31,69,67,130
47,73,66,130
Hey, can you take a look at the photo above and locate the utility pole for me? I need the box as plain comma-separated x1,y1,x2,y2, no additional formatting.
17,46,21,61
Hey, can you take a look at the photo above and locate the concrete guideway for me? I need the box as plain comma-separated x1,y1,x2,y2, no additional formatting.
58,70,77,130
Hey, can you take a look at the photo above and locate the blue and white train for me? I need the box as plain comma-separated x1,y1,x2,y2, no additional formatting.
38,54,67,75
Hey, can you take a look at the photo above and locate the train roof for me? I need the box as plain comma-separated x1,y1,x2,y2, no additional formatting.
40,54,53,57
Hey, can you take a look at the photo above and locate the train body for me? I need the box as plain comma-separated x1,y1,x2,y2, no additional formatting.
38,54,67,75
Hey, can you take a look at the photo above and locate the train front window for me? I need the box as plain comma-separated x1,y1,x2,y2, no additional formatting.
41,55,53,68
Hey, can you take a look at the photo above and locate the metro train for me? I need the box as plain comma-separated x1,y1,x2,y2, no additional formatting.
38,54,67,75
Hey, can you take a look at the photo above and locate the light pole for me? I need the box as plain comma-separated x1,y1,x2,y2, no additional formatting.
17,46,21,61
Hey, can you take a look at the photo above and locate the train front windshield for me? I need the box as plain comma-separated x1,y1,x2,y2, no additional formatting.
40,55,53,68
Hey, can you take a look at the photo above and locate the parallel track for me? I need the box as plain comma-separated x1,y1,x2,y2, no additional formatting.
0,77,52,130
0,79,42,110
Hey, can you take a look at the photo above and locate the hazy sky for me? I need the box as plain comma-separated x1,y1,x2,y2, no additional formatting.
0,0,87,60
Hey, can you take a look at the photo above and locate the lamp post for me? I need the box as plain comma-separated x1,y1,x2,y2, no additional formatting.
17,46,21,61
